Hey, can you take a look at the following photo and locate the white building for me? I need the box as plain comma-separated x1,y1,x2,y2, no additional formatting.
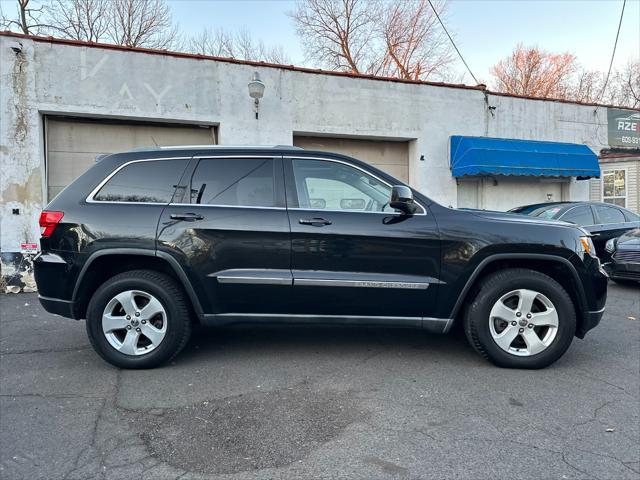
1,32,638,290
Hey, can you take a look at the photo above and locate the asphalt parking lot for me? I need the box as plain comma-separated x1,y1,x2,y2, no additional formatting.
1,283,638,480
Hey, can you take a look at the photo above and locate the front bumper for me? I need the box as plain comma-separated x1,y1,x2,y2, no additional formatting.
605,259,640,283
577,307,606,338
574,254,608,338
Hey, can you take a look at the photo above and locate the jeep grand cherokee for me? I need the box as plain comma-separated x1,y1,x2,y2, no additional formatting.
34,146,608,369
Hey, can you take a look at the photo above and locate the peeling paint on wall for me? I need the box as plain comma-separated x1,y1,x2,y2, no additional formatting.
1,252,36,293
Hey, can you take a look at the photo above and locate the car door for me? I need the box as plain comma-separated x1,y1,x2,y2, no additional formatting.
284,156,441,323
157,155,291,316
590,204,633,256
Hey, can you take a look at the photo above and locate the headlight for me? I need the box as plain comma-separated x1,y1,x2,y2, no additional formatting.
605,238,616,253
576,236,597,259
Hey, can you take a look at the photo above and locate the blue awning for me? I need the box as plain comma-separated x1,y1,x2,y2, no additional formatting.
450,136,600,178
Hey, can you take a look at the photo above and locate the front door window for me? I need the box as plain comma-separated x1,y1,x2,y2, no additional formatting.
291,159,396,213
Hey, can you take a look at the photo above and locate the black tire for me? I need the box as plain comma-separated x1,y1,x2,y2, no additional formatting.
464,268,576,369
86,270,192,369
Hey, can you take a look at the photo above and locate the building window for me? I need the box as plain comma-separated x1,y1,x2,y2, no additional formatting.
602,169,626,207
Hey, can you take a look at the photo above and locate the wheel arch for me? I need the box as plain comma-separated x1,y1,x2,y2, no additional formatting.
72,249,203,320
449,254,588,335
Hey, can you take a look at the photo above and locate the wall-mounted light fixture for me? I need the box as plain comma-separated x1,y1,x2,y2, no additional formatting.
9,41,23,54
248,72,265,119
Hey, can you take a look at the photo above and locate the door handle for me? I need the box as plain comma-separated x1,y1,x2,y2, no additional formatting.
299,217,332,226
170,213,203,221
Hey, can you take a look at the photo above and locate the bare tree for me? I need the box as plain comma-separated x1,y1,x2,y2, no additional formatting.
107,0,177,49
187,27,290,64
491,44,577,98
291,0,378,74
290,0,454,80
1,0,51,35
608,60,640,108
570,69,604,104
380,0,453,80
43,0,109,42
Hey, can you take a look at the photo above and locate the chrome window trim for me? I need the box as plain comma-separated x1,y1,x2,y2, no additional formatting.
288,207,418,216
284,155,427,216
170,203,285,210
86,157,192,204
87,153,428,216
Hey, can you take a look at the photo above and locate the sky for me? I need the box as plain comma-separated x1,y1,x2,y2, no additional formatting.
166,0,640,84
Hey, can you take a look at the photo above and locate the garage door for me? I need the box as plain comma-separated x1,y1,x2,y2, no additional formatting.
293,136,410,183
46,117,216,201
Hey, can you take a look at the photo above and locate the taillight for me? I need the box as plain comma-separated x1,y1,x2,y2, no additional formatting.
39,211,64,237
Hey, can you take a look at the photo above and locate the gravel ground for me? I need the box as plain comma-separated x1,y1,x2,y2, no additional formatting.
1,283,638,480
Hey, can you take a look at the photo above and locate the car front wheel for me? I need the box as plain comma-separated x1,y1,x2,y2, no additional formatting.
86,270,192,369
464,268,576,369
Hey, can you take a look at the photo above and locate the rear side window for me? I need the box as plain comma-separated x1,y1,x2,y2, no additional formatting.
623,210,640,222
190,158,275,207
559,206,594,225
595,205,625,224
93,160,187,203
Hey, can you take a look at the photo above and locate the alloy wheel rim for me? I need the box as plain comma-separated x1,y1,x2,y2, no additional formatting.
102,290,167,356
488,289,559,357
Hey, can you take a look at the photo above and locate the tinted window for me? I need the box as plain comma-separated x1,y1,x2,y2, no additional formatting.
190,158,275,207
595,205,625,224
559,206,594,225
292,159,394,212
623,209,640,222
94,160,186,203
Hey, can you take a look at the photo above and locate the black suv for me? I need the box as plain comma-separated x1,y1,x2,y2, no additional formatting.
35,146,608,369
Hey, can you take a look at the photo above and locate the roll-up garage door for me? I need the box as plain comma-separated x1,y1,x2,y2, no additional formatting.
293,136,410,183
46,117,216,201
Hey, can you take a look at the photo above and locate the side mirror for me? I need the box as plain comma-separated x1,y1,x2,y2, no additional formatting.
389,185,418,215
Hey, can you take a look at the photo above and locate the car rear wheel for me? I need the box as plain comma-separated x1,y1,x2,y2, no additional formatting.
86,270,191,369
464,268,576,369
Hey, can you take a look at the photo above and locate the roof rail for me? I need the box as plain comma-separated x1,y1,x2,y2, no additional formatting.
127,145,304,152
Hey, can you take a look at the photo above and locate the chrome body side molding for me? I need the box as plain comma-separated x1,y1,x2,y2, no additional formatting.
211,269,435,290
212,269,293,286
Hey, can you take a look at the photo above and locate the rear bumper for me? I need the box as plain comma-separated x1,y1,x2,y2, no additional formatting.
34,251,78,319
38,295,76,318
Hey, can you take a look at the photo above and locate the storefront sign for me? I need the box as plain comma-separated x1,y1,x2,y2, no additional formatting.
608,108,640,147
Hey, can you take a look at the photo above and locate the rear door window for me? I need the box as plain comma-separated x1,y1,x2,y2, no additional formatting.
559,206,594,225
190,158,276,207
93,159,188,203
595,205,625,224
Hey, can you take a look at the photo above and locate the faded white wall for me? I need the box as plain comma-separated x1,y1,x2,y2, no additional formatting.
0,35,617,265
